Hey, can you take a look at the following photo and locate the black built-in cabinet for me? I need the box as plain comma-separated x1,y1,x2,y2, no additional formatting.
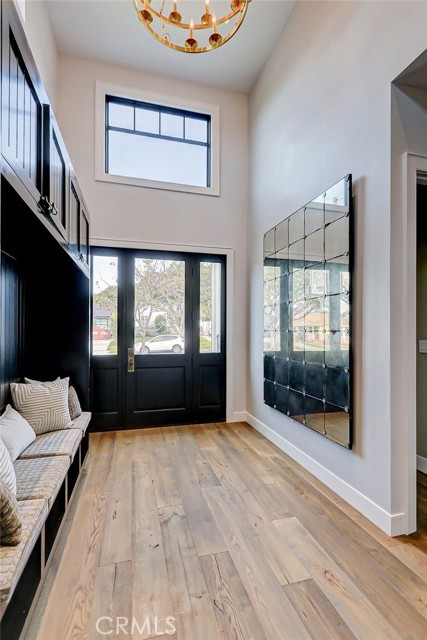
0,0,90,279
0,2,92,637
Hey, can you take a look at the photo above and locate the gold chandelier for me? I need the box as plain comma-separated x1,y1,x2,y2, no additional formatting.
133,0,250,54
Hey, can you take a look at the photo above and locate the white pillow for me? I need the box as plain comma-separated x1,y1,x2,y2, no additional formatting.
0,437,17,496
10,379,73,435
0,405,36,461
24,376,65,385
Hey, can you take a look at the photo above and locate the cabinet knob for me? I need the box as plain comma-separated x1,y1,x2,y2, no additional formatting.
38,195,50,214
79,252,84,262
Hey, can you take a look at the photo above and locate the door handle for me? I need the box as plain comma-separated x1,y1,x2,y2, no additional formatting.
128,347,135,373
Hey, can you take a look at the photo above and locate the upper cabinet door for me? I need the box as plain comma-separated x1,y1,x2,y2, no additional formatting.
69,176,90,273
42,105,69,240
1,2,43,201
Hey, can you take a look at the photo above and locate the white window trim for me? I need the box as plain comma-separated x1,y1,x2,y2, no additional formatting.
95,81,220,197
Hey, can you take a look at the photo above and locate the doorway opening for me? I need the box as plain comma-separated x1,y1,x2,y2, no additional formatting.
415,178,427,547
90,247,226,430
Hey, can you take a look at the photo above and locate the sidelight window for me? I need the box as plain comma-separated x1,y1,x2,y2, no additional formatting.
92,256,118,355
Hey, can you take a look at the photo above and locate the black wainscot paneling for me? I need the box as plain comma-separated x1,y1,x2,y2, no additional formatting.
44,482,66,561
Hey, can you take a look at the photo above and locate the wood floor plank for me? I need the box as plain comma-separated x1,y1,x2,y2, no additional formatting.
273,516,408,640
204,485,312,640
199,430,307,587
84,432,115,494
175,426,221,488
132,507,174,640
192,423,223,448
205,428,291,520
149,433,182,509
221,475,310,585
273,451,403,548
163,428,227,556
390,541,427,582
282,579,357,640
36,491,108,640
226,422,290,484
271,480,427,631
159,505,222,640
131,432,158,512
98,433,133,566
132,428,181,510
200,551,269,640
87,561,132,640
25,423,427,640
235,426,401,543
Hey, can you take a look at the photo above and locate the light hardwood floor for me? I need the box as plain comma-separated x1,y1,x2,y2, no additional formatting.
25,422,427,640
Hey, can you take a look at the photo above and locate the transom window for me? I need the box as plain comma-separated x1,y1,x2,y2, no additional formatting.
105,95,211,189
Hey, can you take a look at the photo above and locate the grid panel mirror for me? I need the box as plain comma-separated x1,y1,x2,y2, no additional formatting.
263,175,353,449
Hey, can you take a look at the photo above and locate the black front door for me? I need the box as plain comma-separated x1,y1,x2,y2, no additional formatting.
90,248,226,430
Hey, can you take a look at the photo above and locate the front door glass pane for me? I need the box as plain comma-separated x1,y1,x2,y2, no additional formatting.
200,261,222,353
92,256,118,355
134,258,185,354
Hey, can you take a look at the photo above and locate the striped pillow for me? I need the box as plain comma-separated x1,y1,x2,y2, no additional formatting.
68,386,82,420
10,379,73,435
0,438,16,496
0,479,21,545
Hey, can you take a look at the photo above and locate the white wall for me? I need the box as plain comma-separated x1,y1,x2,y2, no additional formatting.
19,0,59,108
248,0,427,535
56,55,248,420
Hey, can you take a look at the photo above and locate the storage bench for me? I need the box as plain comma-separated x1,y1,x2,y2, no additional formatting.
0,412,91,640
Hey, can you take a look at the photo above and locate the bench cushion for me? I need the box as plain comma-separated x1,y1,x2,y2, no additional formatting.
18,429,81,463
0,498,47,607
14,457,69,507
70,411,91,435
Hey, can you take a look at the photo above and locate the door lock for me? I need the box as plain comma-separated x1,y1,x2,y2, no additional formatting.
128,347,135,373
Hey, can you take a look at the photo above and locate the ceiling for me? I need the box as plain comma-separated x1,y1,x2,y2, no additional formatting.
44,0,296,93
395,48,427,92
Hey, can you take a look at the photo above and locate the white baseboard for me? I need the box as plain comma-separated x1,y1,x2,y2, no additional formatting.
231,412,248,423
240,411,407,537
417,455,427,474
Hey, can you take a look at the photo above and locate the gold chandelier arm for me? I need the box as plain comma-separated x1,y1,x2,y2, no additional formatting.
133,0,248,30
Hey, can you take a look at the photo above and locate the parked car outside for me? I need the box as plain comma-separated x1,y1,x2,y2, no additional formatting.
93,326,112,340
135,334,184,354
